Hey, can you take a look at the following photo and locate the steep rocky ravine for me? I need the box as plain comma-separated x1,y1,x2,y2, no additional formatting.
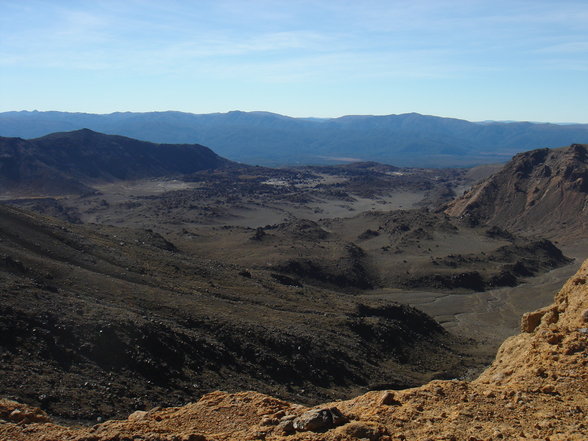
2,259,586,440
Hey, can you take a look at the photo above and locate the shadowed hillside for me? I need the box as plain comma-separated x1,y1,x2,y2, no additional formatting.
0,129,229,195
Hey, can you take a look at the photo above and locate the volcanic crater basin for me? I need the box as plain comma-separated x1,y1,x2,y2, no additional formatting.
0,204,488,423
1,135,587,438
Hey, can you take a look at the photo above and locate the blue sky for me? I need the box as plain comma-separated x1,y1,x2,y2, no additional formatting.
1,0,587,122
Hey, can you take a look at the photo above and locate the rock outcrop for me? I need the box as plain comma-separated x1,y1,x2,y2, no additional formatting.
446,144,588,241
2,259,587,440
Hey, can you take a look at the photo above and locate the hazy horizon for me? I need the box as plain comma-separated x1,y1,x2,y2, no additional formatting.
2,109,587,126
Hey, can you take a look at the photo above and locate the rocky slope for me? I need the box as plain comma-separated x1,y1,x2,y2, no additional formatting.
0,204,476,421
180,209,571,293
2,258,586,440
0,129,229,195
446,144,588,241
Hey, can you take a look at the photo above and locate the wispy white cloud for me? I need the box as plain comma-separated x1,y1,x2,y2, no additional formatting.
2,0,586,74
536,41,588,53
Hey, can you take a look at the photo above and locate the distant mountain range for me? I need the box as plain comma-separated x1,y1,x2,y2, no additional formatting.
1,110,587,167
0,129,228,195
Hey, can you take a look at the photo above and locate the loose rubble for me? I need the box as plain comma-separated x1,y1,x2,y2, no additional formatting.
1,260,587,440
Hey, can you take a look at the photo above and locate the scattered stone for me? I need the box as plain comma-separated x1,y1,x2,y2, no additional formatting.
292,407,348,432
379,392,401,406
128,410,148,421
252,430,267,440
542,309,559,325
259,416,279,426
276,415,296,435
9,409,22,421
7,407,51,424
521,307,551,332
545,332,563,345
492,429,504,439
182,435,206,441
336,421,389,440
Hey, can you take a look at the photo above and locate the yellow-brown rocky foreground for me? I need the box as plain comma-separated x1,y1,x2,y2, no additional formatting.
2,260,587,441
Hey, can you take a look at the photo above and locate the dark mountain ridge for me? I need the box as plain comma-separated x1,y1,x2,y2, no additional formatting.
0,129,229,195
2,110,587,167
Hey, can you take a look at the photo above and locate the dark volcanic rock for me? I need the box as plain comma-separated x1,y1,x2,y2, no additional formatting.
292,407,348,432
406,271,486,291
276,257,373,290
271,220,330,241
271,273,303,287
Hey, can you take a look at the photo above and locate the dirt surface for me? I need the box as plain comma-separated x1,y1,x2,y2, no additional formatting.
375,254,583,346
166,209,571,295
3,158,468,225
2,258,586,440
